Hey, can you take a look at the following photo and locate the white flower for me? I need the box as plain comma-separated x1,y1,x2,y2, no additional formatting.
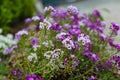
39,19,52,30
44,51,52,59
52,53,59,59
44,49,63,59
27,55,33,62
62,38,75,50
33,45,40,51
44,6,54,12
52,49,64,55
42,40,54,47
44,19,52,30
27,53,37,63
78,33,90,45
6,34,13,39
0,33,18,51
39,22,44,29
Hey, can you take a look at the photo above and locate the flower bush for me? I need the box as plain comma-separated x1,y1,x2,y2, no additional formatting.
0,28,18,77
5,6,120,80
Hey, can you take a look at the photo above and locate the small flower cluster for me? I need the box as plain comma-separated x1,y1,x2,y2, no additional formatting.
11,68,24,80
0,28,18,61
7,6,120,80
64,54,79,68
27,53,37,63
25,74,43,80
44,49,63,59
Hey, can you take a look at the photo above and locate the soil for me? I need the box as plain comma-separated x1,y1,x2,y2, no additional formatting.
9,21,29,34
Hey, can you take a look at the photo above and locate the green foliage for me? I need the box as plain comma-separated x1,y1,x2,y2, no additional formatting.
0,0,35,31
0,61,9,75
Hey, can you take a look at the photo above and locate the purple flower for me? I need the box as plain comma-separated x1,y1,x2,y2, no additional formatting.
56,32,72,41
111,22,120,35
72,61,79,67
69,25,81,35
37,14,44,20
84,51,100,62
91,9,101,18
25,74,43,80
111,55,120,68
25,18,32,23
11,68,24,80
62,37,75,50
31,37,39,47
91,53,100,62
67,5,79,15
51,9,69,20
15,29,28,40
78,33,91,45
105,59,114,70
115,44,120,50
64,24,71,29
69,15,80,25
27,25,37,31
88,76,97,80
50,23,62,31
96,27,103,33
84,43,92,51
108,38,116,47
3,45,18,55
99,33,108,41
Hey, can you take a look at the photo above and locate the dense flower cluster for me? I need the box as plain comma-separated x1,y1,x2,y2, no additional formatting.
25,74,43,80
0,28,18,62
5,6,120,80
11,68,24,80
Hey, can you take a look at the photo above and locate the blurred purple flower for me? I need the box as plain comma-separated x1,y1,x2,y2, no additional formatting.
69,25,81,35
115,44,120,50
111,22,120,35
84,51,100,62
88,76,97,80
11,68,24,80
15,29,28,40
31,37,39,47
99,33,108,41
25,74,43,80
91,9,101,18
108,38,116,47
3,45,18,55
111,55,120,68
56,32,72,41
72,61,79,67
37,14,44,20
27,25,37,31
67,5,79,15
25,18,32,23
51,23,62,31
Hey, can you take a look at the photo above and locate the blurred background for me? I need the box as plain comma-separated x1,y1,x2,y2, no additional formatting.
0,0,120,34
